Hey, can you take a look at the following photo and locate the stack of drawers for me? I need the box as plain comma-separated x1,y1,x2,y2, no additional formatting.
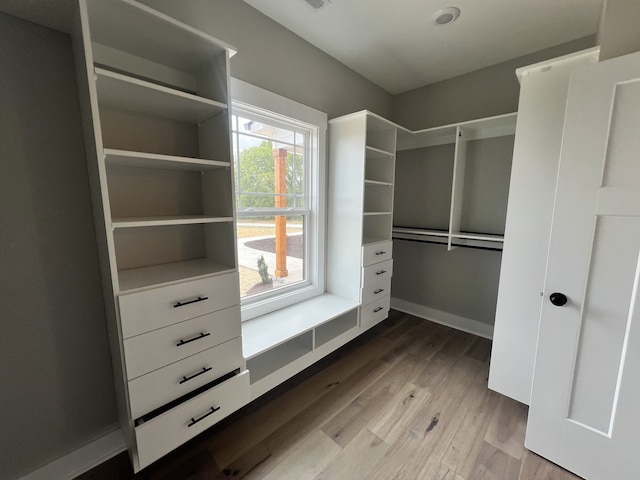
360,241,393,327
118,272,248,468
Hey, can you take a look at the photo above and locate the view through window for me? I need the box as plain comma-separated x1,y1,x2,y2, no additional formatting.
232,110,311,303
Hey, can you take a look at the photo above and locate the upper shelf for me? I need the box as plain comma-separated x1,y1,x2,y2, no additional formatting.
85,0,236,76
104,149,230,171
95,68,227,123
112,216,234,229
396,112,517,151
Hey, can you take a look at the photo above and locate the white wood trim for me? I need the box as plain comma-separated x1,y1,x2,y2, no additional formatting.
390,298,494,339
516,46,600,82
19,427,125,480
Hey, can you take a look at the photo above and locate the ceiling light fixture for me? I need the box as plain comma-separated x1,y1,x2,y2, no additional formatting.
432,7,460,26
303,0,331,10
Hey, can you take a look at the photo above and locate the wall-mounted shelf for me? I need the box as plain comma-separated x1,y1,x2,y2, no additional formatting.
104,149,230,170
95,68,227,123
112,216,233,229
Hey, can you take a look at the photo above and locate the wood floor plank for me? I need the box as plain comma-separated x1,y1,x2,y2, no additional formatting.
469,441,521,480
217,442,271,479
206,332,394,466
313,429,390,480
440,371,501,478
252,430,340,480
321,352,423,447
414,330,478,391
363,356,485,479
518,449,583,480
417,460,467,480
368,382,430,444
484,395,528,460
262,358,391,457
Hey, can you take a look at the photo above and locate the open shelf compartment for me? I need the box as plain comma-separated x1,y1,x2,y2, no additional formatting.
114,221,236,292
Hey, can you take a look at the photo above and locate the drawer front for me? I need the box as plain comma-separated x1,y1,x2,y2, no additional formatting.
361,278,392,306
135,370,250,470
119,273,240,339
360,295,390,329
361,259,393,286
128,337,243,419
124,305,240,380
362,241,393,267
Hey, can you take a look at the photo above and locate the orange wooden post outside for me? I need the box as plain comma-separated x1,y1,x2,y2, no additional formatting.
273,148,288,278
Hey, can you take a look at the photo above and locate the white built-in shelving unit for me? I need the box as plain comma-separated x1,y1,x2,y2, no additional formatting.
393,113,517,250
327,111,397,328
73,0,248,471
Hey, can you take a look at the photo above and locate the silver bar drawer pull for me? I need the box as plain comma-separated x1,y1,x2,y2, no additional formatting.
176,332,210,347
179,366,213,384
373,306,384,313
173,296,209,308
374,288,385,294
187,406,220,428
376,270,387,275
375,251,386,256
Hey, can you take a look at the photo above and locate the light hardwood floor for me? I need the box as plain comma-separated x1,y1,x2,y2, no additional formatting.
78,310,581,480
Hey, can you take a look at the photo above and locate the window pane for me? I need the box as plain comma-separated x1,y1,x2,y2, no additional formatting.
233,117,306,210
237,215,305,299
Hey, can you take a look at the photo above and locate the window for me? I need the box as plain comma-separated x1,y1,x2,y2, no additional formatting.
230,79,327,320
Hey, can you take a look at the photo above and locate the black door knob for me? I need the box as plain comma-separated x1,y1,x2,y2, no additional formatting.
549,292,568,306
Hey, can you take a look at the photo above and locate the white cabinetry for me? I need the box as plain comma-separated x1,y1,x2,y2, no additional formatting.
393,113,517,250
327,111,397,327
489,48,600,405
74,0,247,471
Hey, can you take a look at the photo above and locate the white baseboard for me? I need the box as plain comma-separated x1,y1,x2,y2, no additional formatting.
20,426,126,480
390,297,494,339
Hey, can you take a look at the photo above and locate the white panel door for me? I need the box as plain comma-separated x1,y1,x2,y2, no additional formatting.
526,50,640,479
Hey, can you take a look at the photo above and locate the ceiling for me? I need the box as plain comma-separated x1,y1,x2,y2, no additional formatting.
244,0,604,94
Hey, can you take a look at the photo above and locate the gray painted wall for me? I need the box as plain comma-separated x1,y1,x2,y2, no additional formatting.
139,0,394,120
391,36,596,130
0,13,116,480
598,0,640,60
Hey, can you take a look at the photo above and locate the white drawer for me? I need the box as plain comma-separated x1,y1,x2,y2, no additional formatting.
128,337,243,419
123,305,240,380
119,272,239,339
135,370,250,470
361,278,391,306
361,259,393,286
360,295,390,328
362,241,393,267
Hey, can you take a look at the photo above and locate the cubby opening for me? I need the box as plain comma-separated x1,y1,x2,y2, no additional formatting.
365,152,394,184
459,135,515,236
246,331,314,384
114,222,236,291
363,214,392,245
87,0,231,103
315,309,358,347
394,143,454,231
364,184,393,213
106,164,233,219
366,116,396,154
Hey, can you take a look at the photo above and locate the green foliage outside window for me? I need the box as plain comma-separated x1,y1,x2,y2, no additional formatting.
235,140,303,209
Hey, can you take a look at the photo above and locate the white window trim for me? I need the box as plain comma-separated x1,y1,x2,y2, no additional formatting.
231,78,327,321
